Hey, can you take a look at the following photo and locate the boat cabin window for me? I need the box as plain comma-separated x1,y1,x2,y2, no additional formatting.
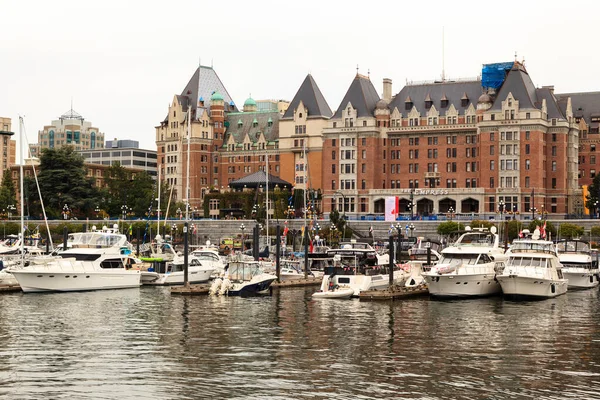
61,253,101,261
438,254,480,266
100,259,125,269
509,256,547,268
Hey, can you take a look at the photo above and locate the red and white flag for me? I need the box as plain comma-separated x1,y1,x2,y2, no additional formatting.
540,221,547,239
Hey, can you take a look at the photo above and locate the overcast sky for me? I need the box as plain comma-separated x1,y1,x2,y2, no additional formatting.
1,0,598,155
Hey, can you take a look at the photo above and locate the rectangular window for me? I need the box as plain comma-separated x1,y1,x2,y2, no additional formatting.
552,146,557,156
525,144,530,154
490,145,495,155
490,160,495,170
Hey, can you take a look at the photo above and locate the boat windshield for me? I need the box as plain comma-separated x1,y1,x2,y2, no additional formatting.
228,262,263,281
510,242,555,254
457,232,495,247
72,233,126,248
508,256,548,268
556,241,590,253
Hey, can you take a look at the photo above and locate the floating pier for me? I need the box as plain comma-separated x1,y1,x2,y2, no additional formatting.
170,284,210,296
0,284,22,293
271,277,322,288
359,284,429,301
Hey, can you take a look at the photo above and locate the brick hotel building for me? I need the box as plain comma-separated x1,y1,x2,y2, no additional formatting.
157,61,600,219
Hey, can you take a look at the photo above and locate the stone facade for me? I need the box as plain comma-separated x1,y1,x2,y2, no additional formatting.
0,117,16,184
29,109,104,157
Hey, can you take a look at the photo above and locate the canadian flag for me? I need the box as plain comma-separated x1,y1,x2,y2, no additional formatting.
540,221,547,239
518,230,523,238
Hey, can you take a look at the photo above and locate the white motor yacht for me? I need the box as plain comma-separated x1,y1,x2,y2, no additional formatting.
141,254,214,285
422,227,507,298
9,226,141,293
496,228,568,299
556,239,599,289
317,241,408,297
191,244,226,277
210,256,277,296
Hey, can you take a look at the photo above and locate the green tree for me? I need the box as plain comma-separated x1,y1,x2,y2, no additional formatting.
437,221,464,235
586,174,600,214
557,223,584,239
0,169,17,212
35,147,101,218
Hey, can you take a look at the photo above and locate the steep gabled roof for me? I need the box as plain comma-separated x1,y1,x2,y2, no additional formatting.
333,74,380,119
490,66,537,111
224,111,280,145
535,88,565,119
556,91,600,124
180,65,238,114
282,74,332,120
388,80,481,117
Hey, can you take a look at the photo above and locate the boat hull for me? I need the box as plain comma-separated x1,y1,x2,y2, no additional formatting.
11,270,141,293
147,267,214,286
496,275,568,299
319,270,407,297
312,287,354,299
227,277,276,296
424,273,501,297
562,271,600,289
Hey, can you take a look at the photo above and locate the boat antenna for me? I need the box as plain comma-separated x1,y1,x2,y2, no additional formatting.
19,117,24,265
185,106,191,222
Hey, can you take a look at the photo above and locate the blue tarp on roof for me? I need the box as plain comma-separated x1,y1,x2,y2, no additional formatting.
482,62,514,89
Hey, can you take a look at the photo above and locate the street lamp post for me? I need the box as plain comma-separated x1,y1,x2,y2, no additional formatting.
530,207,537,220
121,205,129,221
240,223,246,251
329,225,337,245
62,204,69,220
498,200,505,220
95,205,100,219
7,204,16,221
595,201,599,219
409,223,415,238
448,206,455,222
176,207,182,220
541,204,546,220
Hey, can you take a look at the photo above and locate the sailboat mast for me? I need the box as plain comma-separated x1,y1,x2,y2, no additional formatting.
265,150,269,248
185,107,191,221
157,163,161,237
19,117,24,264
303,140,307,231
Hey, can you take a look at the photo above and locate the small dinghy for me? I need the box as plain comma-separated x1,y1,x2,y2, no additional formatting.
312,286,354,299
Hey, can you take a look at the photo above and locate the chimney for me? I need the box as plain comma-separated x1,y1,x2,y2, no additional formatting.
383,78,392,102
542,85,555,95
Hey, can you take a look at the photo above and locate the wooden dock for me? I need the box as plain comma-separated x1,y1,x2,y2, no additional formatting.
271,277,322,288
359,284,429,301
170,284,210,296
0,284,22,293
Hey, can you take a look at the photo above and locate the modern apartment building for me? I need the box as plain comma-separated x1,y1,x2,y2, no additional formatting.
79,138,157,178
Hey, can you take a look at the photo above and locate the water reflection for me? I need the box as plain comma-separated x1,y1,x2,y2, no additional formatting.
0,287,598,399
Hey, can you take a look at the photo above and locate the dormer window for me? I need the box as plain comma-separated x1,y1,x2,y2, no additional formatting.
252,118,258,128
405,96,413,111
424,94,432,110
461,93,469,107
440,94,448,108
237,119,243,128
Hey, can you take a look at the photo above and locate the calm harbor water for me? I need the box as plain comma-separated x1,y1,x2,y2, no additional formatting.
0,287,599,399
